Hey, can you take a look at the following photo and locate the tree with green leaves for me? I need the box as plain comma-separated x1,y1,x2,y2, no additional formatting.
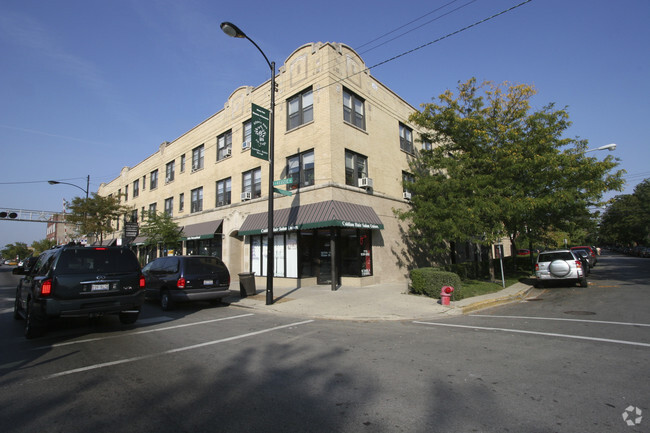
31,238,57,255
1,242,31,261
139,211,182,254
397,78,624,272
65,193,130,244
599,179,650,246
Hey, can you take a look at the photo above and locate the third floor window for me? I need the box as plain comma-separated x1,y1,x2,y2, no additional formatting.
165,160,175,183
399,123,414,154
192,144,204,171
287,88,313,130
150,170,158,190
343,88,365,130
217,130,232,161
286,150,315,190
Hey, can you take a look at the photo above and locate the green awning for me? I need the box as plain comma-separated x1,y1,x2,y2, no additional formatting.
238,200,384,236
181,220,223,241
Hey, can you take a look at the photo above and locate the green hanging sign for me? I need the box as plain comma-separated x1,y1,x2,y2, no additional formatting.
251,103,269,161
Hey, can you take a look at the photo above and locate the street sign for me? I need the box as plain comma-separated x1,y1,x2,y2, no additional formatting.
273,178,293,186
274,188,292,197
124,222,139,238
251,103,269,161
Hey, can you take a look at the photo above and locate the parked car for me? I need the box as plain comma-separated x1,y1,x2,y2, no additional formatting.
535,249,587,288
572,249,591,276
517,249,531,256
571,247,596,269
570,246,597,266
142,255,231,310
13,244,145,339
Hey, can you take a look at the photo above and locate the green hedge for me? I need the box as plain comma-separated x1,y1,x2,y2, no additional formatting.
410,268,462,299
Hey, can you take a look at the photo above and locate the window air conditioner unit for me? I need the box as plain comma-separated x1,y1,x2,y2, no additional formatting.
403,191,412,200
225,148,232,158
358,177,373,188
217,200,224,206
241,192,252,201
192,164,199,172
242,141,251,150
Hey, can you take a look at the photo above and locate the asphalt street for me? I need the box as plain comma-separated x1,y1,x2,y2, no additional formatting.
0,253,647,433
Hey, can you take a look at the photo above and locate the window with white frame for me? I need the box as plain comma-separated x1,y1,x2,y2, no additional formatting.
242,168,262,198
164,197,173,216
399,123,414,154
243,120,251,149
150,169,158,189
286,149,315,190
287,88,313,130
217,130,232,161
165,160,175,183
343,88,365,130
216,178,231,206
345,150,368,187
192,144,204,171
191,187,203,213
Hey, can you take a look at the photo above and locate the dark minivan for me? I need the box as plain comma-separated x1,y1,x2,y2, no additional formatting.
14,245,145,338
142,255,231,310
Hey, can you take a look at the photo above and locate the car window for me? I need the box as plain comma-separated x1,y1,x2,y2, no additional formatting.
185,257,225,274
539,252,574,262
56,248,140,274
163,258,179,274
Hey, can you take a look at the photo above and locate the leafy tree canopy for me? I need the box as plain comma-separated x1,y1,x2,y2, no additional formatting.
139,211,182,250
1,242,31,260
599,178,650,245
65,193,130,243
31,238,57,255
397,78,624,256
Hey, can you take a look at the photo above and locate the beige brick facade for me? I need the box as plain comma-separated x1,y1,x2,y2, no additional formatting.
99,42,426,287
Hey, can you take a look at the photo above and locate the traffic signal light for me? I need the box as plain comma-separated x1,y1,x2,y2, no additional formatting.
0,211,18,218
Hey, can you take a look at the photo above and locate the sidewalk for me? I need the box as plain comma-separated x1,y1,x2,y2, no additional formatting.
224,280,534,321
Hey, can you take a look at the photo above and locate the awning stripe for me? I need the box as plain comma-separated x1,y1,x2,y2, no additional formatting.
238,200,383,235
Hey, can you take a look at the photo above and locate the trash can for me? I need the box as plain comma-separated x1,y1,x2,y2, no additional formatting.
238,272,256,298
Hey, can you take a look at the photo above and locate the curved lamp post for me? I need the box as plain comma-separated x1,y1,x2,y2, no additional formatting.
221,21,276,305
585,143,617,153
48,175,90,199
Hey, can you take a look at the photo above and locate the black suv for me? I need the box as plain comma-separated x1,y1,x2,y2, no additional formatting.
142,255,231,310
13,244,145,338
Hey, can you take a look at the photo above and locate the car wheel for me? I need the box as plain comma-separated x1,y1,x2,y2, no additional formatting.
579,277,588,287
25,298,44,339
119,311,139,325
161,290,173,311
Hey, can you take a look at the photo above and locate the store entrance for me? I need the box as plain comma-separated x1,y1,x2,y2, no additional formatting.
316,229,339,285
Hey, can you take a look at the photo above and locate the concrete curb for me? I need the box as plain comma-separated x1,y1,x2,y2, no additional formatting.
458,286,534,314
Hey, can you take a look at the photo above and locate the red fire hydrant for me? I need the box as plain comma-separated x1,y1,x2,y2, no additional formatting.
440,286,454,306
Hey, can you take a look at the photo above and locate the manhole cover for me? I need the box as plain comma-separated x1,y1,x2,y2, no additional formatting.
564,310,596,315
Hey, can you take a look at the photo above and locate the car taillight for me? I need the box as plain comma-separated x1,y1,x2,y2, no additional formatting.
139,275,146,289
535,264,539,271
41,279,52,296
177,277,186,289
94,247,107,251
575,260,582,268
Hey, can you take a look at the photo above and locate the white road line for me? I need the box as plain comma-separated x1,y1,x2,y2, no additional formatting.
43,319,314,380
470,314,650,327
34,314,255,350
413,321,650,348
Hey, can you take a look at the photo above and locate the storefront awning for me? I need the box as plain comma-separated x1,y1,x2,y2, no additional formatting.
97,238,117,246
238,200,384,236
181,220,223,241
132,236,148,246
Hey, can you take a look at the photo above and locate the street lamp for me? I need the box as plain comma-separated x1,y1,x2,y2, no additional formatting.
48,175,90,199
585,143,617,153
221,21,276,306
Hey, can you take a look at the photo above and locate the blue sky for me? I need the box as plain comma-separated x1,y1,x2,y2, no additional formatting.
1,0,648,248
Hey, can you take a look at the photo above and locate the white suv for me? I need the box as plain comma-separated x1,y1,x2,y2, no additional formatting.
535,250,587,288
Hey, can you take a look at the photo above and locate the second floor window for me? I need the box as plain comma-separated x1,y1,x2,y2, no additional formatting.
287,88,313,130
192,144,204,171
242,168,262,198
165,161,175,183
216,178,231,206
133,179,139,198
180,154,186,172
148,202,157,216
191,187,203,213
131,209,138,223
150,169,158,190
286,150,315,190
343,88,365,130
164,197,174,216
399,123,414,154
345,150,368,187
179,193,184,212
217,130,232,160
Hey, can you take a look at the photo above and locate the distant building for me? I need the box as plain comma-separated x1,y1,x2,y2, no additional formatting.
46,213,85,245
99,42,433,287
